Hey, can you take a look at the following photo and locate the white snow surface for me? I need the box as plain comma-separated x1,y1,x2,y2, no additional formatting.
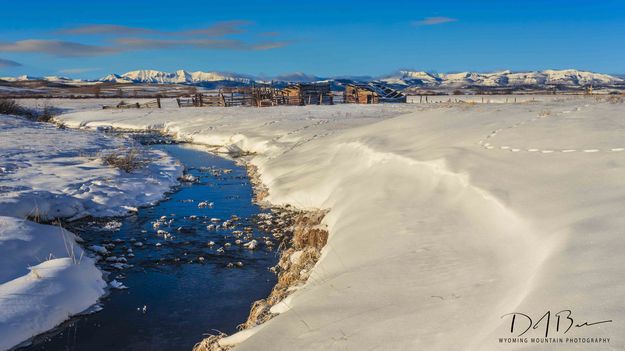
49,97,625,350
0,114,183,350
0,115,183,220
0,216,106,350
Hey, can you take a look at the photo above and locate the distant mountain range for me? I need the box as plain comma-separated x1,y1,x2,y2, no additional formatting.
1,69,623,90
380,69,624,89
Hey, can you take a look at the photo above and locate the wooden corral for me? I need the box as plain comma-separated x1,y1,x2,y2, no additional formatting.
103,98,161,109
344,84,379,104
176,83,334,108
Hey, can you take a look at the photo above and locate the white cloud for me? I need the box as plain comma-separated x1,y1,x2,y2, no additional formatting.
413,17,458,26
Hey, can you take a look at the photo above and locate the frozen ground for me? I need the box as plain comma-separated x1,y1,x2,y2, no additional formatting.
40,97,625,349
0,114,183,350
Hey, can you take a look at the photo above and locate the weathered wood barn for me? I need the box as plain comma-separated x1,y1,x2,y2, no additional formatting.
282,83,334,105
344,83,407,104
344,84,379,104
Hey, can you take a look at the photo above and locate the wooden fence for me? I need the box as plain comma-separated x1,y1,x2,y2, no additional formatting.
103,98,161,109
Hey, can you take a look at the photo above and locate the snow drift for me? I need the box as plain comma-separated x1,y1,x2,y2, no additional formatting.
0,217,106,351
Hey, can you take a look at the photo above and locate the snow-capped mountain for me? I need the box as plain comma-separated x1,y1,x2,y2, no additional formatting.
381,69,624,88
99,70,252,85
2,69,623,90
0,75,79,82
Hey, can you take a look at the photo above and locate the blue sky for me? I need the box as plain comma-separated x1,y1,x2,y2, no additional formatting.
1,0,624,79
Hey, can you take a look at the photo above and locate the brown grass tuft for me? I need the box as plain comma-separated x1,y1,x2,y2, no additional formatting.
237,299,272,330
192,332,231,351
101,147,148,173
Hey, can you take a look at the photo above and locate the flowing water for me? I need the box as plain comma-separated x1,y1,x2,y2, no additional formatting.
22,143,278,351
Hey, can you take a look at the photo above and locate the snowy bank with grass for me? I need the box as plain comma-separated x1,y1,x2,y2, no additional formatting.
0,115,183,220
0,113,183,350
53,96,625,350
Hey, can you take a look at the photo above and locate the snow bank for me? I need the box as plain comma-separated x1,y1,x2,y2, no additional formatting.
53,97,625,349
0,115,183,220
0,216,106,350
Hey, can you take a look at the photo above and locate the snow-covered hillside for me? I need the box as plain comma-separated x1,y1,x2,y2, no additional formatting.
382,69,624,87
51,96,625,350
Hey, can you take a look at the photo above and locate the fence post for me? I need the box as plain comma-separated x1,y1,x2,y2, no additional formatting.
157,97,161,108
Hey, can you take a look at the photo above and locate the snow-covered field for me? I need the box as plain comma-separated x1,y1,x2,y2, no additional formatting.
10,96,625,350
0,114,183,350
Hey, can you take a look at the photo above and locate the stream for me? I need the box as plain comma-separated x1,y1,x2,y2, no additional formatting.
22,143,279,351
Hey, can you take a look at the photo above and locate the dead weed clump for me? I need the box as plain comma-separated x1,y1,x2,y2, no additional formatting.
192,332,232,351
0,99,60,123
101,147,149,173
0,99,29,116
292,210,329,250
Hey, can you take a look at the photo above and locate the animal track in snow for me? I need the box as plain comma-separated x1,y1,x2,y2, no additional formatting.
478,105,625,155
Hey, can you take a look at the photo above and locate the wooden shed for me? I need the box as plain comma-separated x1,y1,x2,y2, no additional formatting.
344,83,406,104
281,85,303,105
344,84,379,104
281,83,333,105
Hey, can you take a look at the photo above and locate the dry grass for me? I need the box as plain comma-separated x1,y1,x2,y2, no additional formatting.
538,109,552,117
0,99,32,117
37,104,56,122
101,147,148,173
292,211,329,250
237,300,272,330
0,99,59,122
238,210,328,330
293,227,328,250
192,332,231,351
606,95,624,104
